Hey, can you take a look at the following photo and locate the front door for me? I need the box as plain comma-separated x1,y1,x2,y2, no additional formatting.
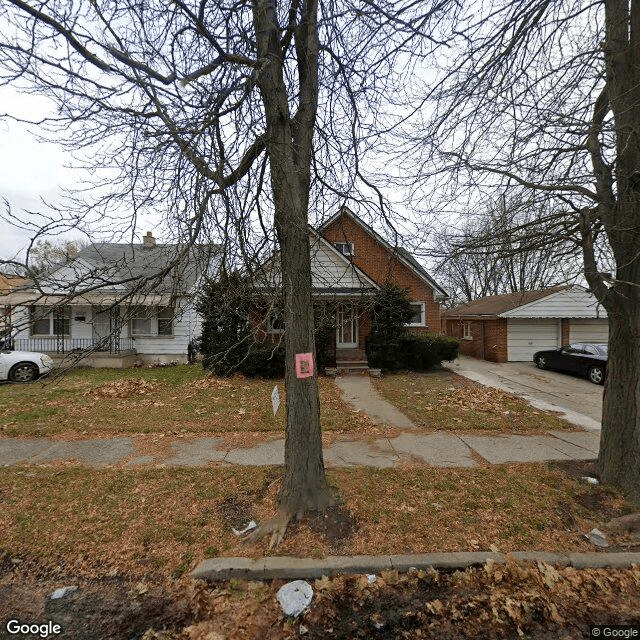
336,304,358,348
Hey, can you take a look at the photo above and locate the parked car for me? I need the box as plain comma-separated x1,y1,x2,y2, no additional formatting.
0,350,54,382
533,342,607,385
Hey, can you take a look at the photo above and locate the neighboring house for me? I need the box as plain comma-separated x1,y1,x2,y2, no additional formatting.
442,285,608,363
1,274,27,348
0,233,218,367
253,207,448,370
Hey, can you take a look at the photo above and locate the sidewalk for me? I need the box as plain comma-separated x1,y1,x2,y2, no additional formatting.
0,373,600,468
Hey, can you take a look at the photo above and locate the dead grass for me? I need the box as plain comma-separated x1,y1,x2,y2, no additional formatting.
0,366,374,438
375,370,578,433
0,463,634,579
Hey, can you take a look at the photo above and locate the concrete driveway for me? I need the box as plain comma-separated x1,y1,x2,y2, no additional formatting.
444,356,603,430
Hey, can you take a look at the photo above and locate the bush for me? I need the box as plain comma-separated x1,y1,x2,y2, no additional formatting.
369,283,414,342
197,272,253,376
366,333,460,371
236,344,285,378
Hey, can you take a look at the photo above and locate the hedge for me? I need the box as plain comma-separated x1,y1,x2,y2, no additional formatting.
366,333,460,371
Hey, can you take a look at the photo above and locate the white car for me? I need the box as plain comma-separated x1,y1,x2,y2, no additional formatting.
0,350,54,382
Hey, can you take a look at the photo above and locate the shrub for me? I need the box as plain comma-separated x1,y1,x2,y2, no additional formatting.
369,283,414,342
237,344,285,378
367,333,460,371
196,271,253,376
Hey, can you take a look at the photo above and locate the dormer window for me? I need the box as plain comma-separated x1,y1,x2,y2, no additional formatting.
335,242,354,257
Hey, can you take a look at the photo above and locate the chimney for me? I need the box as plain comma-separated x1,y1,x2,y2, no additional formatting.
143,231,156,248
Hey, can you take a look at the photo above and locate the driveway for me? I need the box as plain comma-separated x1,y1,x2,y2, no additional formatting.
444,356,603,430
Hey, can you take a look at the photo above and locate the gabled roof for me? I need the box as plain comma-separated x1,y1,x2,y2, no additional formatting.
70,242,218,294
253,227,379,295
1,239,220,305
318,206,448,300
443,285,607,319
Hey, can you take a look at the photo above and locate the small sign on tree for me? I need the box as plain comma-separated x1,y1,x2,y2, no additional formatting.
295,353,313,379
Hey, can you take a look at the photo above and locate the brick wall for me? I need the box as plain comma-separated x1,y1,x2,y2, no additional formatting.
561,318,570,345
322,213,441,337
443,317,508,362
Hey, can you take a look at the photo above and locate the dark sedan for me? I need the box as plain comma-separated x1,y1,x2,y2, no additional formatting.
533,342,608,385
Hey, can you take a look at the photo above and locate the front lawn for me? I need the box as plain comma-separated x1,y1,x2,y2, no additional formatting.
0,365,371,438
375,370,577,433
0,462,634,579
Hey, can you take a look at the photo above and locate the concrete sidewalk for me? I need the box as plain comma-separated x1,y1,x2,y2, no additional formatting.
0,428,600,469
0,370,601,469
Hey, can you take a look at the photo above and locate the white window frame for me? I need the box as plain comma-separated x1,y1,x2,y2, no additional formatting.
267,310,284,334
334,242,355,257
406,301,426,327
157,306,174,336
30,306,71,336
130,306,153,336
463,321,473,340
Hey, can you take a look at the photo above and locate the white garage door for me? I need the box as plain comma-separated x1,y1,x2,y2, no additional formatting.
570,319,609,344
507,318,560,362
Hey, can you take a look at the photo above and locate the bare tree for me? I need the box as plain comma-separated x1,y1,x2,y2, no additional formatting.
434,195,581,305
0,1,452,538
395,0,640,497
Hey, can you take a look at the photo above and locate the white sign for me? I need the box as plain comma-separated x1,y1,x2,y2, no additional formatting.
271,385,281,416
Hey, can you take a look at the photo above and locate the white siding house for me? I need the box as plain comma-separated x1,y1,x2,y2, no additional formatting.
1,233,218,367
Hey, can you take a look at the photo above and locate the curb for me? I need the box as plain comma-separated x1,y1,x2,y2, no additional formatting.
191,552,640,582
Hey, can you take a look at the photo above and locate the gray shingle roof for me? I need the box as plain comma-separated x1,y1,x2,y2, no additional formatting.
443,286,570,317
74,241,219,294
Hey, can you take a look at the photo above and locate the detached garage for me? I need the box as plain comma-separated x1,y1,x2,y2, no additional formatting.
442,286,608,363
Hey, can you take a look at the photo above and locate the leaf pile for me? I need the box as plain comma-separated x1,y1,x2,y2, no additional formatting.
84,378,160,398
144,560,640,639
437,385,524,415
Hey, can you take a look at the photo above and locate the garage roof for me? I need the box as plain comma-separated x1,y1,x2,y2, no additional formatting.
444,285,608,319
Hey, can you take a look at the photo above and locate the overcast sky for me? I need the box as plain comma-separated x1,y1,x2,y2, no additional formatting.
0,85,78,261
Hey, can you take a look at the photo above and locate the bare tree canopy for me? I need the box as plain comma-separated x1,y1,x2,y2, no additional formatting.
433,195,581,305
0,0,453,538
397,0,640,497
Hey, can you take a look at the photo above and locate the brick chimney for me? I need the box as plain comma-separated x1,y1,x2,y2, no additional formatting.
142,231,156,248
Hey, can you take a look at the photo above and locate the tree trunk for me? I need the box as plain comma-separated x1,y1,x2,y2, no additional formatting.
252,0,332,519
276,198,333,517
594,1,640,500
597,287,640,500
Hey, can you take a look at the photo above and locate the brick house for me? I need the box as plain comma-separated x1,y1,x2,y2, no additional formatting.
254,207,448,370
441,285,608,363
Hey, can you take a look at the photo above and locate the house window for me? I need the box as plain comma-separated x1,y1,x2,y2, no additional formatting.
130,307,152,335
267,310,284,333
463,321,473,340
157,306,174,336
407,301,426,327
30,306,70,336
334,242,354,257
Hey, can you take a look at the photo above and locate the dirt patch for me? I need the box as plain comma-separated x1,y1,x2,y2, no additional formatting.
0,560,191,640
218,495,256,531
3,556,640,640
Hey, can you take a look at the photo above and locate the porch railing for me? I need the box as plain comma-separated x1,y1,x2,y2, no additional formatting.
8,337,135,354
